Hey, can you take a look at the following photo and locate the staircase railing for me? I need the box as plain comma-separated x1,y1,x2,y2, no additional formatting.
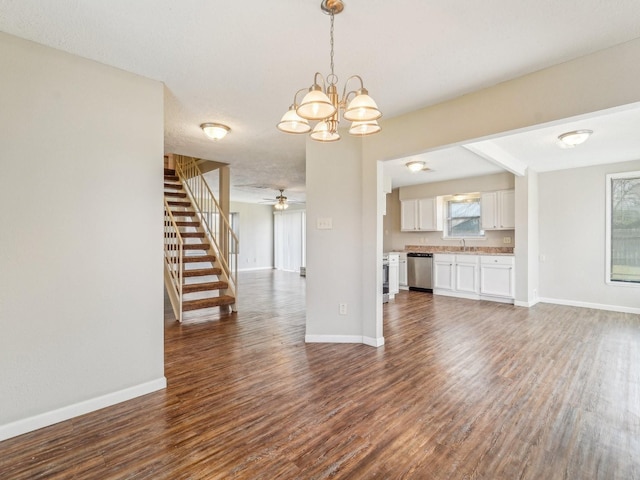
163,198,183,322
174,155,239,301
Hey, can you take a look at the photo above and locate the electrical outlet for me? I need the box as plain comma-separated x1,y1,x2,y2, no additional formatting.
503,236,512,244
339,303,347,315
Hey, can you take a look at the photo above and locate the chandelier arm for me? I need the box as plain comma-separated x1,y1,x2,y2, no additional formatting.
340,75,365,105
292,88,309,107
313,72,327,90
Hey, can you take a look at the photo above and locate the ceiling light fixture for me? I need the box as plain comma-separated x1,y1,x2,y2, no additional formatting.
274,190,289,210
277,0,382,142
406,161,426,172
558,129,593,148
201,123,230,140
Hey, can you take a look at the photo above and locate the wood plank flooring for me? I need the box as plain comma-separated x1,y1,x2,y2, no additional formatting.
1,270,639,479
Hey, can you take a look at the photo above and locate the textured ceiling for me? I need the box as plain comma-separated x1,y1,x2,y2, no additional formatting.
2,0,640,201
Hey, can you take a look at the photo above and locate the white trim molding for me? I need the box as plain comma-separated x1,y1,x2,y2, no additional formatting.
0,377,167,442
305,335,385,347
538,297,640,315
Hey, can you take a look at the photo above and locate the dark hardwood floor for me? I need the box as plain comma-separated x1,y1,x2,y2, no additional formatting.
2,270,639,479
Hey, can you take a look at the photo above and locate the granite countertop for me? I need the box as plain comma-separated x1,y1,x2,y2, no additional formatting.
404,245,514,256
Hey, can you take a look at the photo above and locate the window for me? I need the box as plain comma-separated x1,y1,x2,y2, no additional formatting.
446,196,484,237
606,171,640,285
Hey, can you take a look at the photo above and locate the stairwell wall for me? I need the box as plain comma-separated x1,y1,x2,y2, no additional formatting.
0,33,165,439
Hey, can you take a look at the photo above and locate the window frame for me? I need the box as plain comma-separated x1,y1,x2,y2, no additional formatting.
444,195,485,239
605,170,640,287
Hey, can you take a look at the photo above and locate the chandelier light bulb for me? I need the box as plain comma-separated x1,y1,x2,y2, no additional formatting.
277,107,311,134
310,121,341,142
349,120,381,136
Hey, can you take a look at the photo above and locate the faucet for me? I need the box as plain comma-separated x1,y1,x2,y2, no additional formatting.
460,238,466,252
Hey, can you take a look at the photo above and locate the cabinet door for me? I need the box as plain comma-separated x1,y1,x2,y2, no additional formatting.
398,258,408,287
401,200,418,231
389,264,399,295
433,257,455,290
480,264,514,298
455,256,480,294
418,198,435,230
499,190,515,229
481,192,497,230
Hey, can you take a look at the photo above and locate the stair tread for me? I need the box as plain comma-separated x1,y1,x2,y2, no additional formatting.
183,281,228,294
164,175,179,182
183,255,216,263
164,192,187,198
179,232,205,238
164,183,183,190
167,201,191,207
175,221,200,227
183,243,210,250
183,267,222,277
164,168,176,176
170,210,197,217
182,295,235,311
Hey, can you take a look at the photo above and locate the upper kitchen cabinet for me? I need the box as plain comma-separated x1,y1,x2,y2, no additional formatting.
401,197,444,231
481,190,515,230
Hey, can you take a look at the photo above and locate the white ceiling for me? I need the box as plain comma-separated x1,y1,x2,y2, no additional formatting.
2,0,640,201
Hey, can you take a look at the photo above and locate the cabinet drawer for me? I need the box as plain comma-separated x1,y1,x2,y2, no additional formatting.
481,255,514,266
434,254,455,263
455,255,479,264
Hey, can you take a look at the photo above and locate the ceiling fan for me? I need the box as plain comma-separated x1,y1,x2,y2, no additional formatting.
261,189,304,210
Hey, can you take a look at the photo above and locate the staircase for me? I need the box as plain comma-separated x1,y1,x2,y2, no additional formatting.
164,163,237,321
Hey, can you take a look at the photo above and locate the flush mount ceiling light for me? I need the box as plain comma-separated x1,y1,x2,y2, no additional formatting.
200,123,230,140
406,161,426,172
277,0,382,142
558,129,593,148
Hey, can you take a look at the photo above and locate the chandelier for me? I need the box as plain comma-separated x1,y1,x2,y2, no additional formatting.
277,0,382,142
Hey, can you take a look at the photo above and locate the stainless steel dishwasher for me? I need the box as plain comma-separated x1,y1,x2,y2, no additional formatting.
407,252,433,292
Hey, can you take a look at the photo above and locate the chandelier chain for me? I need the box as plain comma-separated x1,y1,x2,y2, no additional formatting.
329,10,336,85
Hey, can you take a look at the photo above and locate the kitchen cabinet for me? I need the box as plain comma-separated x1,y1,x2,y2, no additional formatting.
480,255,514,301
388,253,400,297
433,254,479,299
392,251,408,288
481,190,515,230
434,254,514,303
401,197,443,231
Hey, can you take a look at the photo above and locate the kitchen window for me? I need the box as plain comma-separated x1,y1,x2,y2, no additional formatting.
606,171,640,285
446,196,484,238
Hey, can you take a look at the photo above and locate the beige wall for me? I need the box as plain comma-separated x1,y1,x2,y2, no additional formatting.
230,201,274,271
538,160,640,310
0,33,165,439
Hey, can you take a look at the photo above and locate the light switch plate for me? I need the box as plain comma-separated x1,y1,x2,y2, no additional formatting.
317,217,333,230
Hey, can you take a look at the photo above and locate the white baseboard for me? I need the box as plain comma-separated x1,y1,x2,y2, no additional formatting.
305,335,384,347
538,297,640,315
0,377,167,442
363,336,385,347
514,298,540,308
237,266,274,272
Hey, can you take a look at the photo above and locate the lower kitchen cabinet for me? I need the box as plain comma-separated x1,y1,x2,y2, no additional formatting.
434,254,514,303
433,254,480,299
480,255,514,302
388,253,400,297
